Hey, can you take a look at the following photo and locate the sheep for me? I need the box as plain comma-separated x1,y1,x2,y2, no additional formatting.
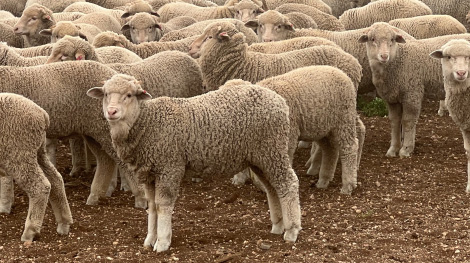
261,0,332,15
63,2,125,26
321,0,357,18
0,93,73,243
389,15,467,39
120,0,160,19
245,20,416,94
350,0,370,7
93,31,197,58
430,39,470,192
284,12,318,29
25,0,86,12
0,10,15,20
339,0,432,30
72,12,122,34
77,0,135,9
159,18,258,43
246,36,339,53
193,21,362,92
224,0,262,6
86,73,302,252
417,0,470,31
46,35,143,64
10,43,54,57
0,23,24,48
39,21,103,43
146,0,218,11
0,0,28,17
232,0,265,23
358,22,470,157
274,4,345,31
156,2,237,22
0,42,48,66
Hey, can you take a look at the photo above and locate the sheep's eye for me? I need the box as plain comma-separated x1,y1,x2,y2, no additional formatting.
370,38,375,42
127,94,132,98
259,24,263,28
104,93,107,97
277,25,282,29
447,56,452,59
31,17,37,21
237,10,240,14
252,10,255,14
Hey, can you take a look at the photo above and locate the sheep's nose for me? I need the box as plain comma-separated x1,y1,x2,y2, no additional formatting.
107,108,118,116
263,38,273,42
457,70,467,77
380,54,389,60
13,27,19,33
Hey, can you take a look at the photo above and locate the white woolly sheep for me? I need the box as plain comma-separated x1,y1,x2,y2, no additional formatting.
77,0,135,9
247,36,338,53
339,0,432,30
389,15,467,40
358,22,470,157
25,0,86,12
430,39,470,192
39,21,102,43
120,0,160,19
156,2,238,22
0,93,73,243
0,42,48,66
121,12,161,44
419,0,470,31
10,43,54,57
0,23,24,48
63,2,125,26
274,4,344,31
86,73,301,252
284,12,318,29
146,0,218,11
0,10,15,20
262,0,332,14
0,0,28,16
232,0,264,23
93,31,197,58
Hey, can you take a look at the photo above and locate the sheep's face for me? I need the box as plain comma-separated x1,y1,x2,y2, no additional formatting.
431,40,470,83
358,23,405,64
14,4,54,36
189,23,238,58
246,11,294,42
46,37,89,63
87,74,152,123
40,22,87,43
233,1,264,23
122,13,161,44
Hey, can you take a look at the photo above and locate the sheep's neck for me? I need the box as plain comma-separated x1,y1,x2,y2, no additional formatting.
445,78,470,129
109,107,144,165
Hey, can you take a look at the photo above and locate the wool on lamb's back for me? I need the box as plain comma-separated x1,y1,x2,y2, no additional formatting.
389,15,467,39
275,4,345,31
157,2,236,22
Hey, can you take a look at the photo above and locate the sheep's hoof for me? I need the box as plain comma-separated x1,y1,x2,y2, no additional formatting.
340,184,355,195
0,205,11,214
306,165,320,176
385,147,399,157
106,184,116,197
57,223,70,235
283,227,300,243
399,148,412,158
271,221,284,235
143,236,156,249
154,240,170,252
135,197,148,209
466,185,470,193
21,228,39,243
23,241,33,247
315,179,330,189
85,194,99,205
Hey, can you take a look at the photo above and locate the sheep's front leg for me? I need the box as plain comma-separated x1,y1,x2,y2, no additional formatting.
399,102,420,158
438,100,448,116
143,182,157,248
306,143,321,176
154,165,184,252
0,176,14,214
386,103,402,157
461,129,470,193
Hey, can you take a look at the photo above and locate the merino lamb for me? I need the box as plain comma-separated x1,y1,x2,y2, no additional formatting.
46,36,142,64
39,21,102,43
0,42,48,66
262,0,332,14
0,0,28,16
274,4,345,31
358,22,470,157
232,0,264,23
25,0,86,12
247,36,338,53
63,2,125,25
0,23,24,48
0,93,73,243
389,15,467,39
93,31,197,58
284,12,318,29
419,0,470,31
430,39,470,192
156,2,239,22
193,21,362,91
0,10,15,20
86,73,301,252
339,0,432,30
10,43,54,57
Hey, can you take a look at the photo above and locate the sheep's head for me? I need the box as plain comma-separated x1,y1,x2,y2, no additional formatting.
39,21,87,43
121,0,159,20
189,22,241,59
122,12,161,44
93,31,126,48
87,74,152,124
466,10,470,24
431,39,470,83
46,35,94,63
13,4,55,36
245,10,294,42
358,22,406,64
233,0,264,23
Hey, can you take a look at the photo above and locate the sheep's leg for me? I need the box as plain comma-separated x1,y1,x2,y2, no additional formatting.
69,137,87,176
154,165,184,252
231,169,251,186
0,176,14,214
338,135,359,195
386,103,402,157
399,103,420,158
461,129,470,193
297,141,311,149
119,166,147,209
106,168,118,197
85,142,96,172
120,169,130,191
315,138,339,189
306,143,322,176
37,141,73,235
84,138,116,205
45,138,57,166
143,182,158,248
356,117,366,168
438,100,448,116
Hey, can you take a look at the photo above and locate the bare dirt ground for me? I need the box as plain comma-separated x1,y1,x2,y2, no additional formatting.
2,99,470,263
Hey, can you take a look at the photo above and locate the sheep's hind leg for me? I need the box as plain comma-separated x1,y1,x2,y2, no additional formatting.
315,138,339,189
306,143,322,176
461,129,470,193
69,137,87,176
143,182,157,248
399,103,420,158
338,136,359,195
0,176,14,214
386,103,402,157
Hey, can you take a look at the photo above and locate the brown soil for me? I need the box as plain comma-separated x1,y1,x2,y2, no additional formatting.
2,99,470,263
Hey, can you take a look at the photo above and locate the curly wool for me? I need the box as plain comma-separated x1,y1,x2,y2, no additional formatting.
11,43,54,57
0,42,47,66
339,0,432,30
284,12,317,29
156,2,236,22
264,0,332,14
420,0,470,31
247,36,338,54
25,0,85,12
389,15,467,40
0,23,24,48
63,2,125,26
198,22,362,92
275,4,344,31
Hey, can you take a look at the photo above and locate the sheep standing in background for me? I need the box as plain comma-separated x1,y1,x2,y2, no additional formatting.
156,2,237,22
0,93,73,243
358,22,470,157
418,0,470,31
10,43,54,57
339,0,432,30
389,15,467,39
284,12,318,29
232,0,264,23
25,0,85,12
0,0,28,16
431,39,470,192
39,21,103,43
261,0,332,14
87,74,301,252
274,4,345,31
247,36,338,53
64,2,125,26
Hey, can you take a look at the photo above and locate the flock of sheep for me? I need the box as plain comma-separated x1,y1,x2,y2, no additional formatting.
0,0,470,254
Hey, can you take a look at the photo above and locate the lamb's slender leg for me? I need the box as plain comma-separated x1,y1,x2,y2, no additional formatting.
356,117,366,168
399,102,420,157
143,181,157,248
119,166,147,209
106,167,118,197
306,143,322,176
37,142,73,235
438,100,448,116
120,169,130,191
45,138,57,166
154,165,184,252
85,142,96,172
316,138,339,189
69,137,87,176
386,103,402,157
84,138,116,205
338,135,359,195
0,176,14,214
461,129,470,193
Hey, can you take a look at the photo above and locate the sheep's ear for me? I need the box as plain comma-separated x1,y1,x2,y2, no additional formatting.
155,23,162,30
150,11,160,17
136,89,152,100
257,7,265,14
217,31,230,41
430,50,444,59
39,29,52,36
121,12,131,19
227,6,237,14
358,35,368,43
121,24,130,31
78,32,88,41
285,23,294,31
395,35,406,44
87,87,105,99
245,19,259,29
42,14,52,21
75,50,86,60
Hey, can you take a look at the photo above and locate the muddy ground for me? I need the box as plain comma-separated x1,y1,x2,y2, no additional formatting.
1,99,470,262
